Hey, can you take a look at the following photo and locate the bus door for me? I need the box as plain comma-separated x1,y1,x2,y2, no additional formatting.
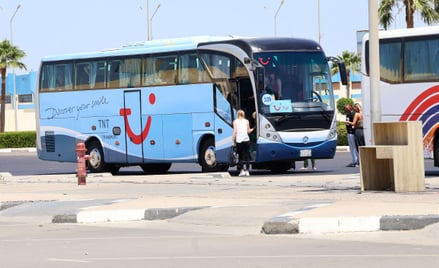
235,78,257,160
236,78,256,119
213,82,235,163
122,90,144,163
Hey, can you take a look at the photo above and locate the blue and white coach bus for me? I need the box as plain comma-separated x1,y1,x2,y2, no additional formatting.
36,36,346,173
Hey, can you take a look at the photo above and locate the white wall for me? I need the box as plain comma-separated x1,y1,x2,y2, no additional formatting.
4,104,36,131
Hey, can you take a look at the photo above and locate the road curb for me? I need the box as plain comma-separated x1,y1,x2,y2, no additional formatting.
261,214,439,234
52,206,209,223
0,148,36,153
380,215,439,231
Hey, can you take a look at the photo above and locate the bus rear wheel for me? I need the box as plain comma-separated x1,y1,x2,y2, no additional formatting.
87,140,108,173
200,138,219,172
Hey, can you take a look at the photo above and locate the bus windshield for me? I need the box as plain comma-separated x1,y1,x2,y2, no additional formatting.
254,51,334,115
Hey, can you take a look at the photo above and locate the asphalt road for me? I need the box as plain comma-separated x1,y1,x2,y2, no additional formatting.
1,149,438,177
2,220,439,268
2,150,439,267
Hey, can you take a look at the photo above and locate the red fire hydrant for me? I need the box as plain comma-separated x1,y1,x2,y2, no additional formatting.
76,141,89,185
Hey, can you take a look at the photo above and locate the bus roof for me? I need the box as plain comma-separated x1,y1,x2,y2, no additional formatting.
41,36,323,63
41,35,237,62
198,37,323,56
363,25,439,41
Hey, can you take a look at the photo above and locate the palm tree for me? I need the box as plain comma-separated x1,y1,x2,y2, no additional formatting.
0,39,26,132
331,50,360,99
379,0,439,30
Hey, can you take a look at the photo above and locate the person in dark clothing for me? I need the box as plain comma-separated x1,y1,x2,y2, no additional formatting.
345,104,358,167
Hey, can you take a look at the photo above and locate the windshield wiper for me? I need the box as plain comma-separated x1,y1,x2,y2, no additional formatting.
317,106,332,122
275,114,300,124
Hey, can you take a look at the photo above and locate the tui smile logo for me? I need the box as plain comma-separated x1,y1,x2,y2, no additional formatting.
119,93,156,144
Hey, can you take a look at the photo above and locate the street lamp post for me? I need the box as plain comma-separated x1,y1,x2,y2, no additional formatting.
146,0,161,40
274,0,284,36
317,0,321,44
368,0,381,143
10,4,21,131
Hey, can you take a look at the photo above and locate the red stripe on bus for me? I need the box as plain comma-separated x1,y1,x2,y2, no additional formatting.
400,85,439,121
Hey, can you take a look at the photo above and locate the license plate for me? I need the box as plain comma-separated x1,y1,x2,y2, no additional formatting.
300,149,312,157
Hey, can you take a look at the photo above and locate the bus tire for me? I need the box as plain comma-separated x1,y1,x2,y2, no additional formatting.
140,163,172,174
86,140,108,173
200,138,218,172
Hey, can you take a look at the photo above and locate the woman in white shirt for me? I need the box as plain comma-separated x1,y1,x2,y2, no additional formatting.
232,109,254,176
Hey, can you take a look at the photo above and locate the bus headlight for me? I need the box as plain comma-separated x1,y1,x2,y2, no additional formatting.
260,116,281,142
327,122,337,140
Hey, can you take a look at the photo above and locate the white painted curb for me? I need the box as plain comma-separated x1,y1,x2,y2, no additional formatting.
76,209,146,223
298,216,381,233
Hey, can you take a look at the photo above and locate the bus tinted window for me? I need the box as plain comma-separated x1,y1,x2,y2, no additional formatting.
75,61,106,90
404,37,439,81
380,41,401,83
199,52,232,79
40,63,73,92
178,53,210,84
366,36,439,83
41,53,213,92
108,57,142,88
157,55,178,85
141,54,178,86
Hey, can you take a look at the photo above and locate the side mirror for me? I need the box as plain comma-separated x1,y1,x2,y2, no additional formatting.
338,62,348,86
327,56,348,86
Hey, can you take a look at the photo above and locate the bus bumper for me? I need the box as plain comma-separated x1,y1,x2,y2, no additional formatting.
254,139,337,162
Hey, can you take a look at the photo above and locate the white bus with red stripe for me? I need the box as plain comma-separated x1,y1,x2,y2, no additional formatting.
361,26,439,165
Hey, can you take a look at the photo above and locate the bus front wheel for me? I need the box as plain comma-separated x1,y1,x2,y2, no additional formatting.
87,140,108,173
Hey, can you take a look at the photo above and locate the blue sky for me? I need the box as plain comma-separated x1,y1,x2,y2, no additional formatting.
0,0,431,73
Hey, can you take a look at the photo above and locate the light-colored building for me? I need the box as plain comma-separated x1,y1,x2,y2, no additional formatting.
0,72,37,131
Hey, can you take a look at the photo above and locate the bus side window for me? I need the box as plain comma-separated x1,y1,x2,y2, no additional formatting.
178,53,202,84
142,57,155,86
108,60,121,88
94,61,107,89
159,63,176,85
148,55,177,86
178,54,189,84
75,63,90,90
55,64,73,91
75,61,107,90
40,64,54,92
120,58,141,88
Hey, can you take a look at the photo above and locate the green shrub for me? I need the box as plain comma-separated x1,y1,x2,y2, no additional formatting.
336,121,348,146
336,97,354,116
0,131,36,148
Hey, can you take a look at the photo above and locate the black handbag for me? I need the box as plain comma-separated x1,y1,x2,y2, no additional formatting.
229,147,239,167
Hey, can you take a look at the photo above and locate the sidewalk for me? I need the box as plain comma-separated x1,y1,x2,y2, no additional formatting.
1,170,439,234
